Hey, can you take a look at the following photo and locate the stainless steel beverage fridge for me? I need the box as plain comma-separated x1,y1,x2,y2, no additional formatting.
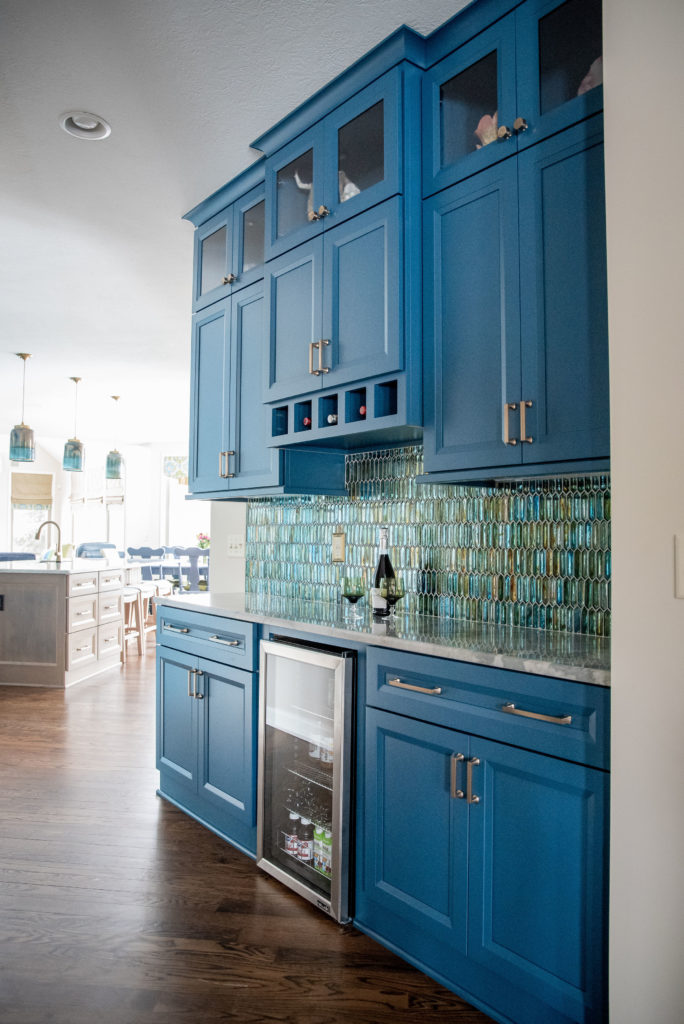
257,638,354,922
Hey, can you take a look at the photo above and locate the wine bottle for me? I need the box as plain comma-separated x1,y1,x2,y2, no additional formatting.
371,526,395,617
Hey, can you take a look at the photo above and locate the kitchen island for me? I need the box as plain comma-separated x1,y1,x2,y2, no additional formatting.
0,559,128,687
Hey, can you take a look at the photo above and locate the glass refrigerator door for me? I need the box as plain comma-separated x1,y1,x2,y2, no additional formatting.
257,640,352,922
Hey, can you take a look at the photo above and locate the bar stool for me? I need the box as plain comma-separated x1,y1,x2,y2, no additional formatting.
121,587,144,662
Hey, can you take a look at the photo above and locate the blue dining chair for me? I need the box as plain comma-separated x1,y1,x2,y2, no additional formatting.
0,552,36,562
173,546,209,592
127,546,165,581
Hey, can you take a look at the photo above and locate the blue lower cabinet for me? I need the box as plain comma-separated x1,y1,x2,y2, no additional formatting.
355,706,608,1024
157,645,257,857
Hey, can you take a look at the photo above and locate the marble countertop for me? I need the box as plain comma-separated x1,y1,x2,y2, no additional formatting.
157,591,611,687
0,559,137,574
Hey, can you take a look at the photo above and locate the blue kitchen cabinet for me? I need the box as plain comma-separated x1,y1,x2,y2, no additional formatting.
188,285,346,497
423,0,603,196
264,197,402,403
262,67,403,261
357,705,609,1024
188,283,280,495
264,196,419,445
423,115,608,479
156,623,258,857
191,183,265,312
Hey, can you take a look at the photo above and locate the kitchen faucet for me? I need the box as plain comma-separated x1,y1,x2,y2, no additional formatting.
35,520,62,563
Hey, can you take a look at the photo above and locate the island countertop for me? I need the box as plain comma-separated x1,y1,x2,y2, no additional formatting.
0,558,127,574
156,591,610,687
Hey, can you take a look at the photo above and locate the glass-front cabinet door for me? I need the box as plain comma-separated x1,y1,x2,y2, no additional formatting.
423,0,602,196
192,183,265,311
265,67,402,260
423,16,518,196
516,0,603,148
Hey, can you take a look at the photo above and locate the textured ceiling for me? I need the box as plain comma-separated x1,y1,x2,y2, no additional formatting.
0,0,464,449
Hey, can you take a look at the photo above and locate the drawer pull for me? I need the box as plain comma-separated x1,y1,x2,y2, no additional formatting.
73,581,93,589
76,644,92,653
501,702,572,725
387,676,442,696
208,635,240,647
451,753,465,799
164,625,190,634
75,610,90,616
466,756,480,804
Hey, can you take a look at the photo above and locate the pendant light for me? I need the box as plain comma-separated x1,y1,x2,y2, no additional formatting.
63,376,85,472
9,353,36,462
106,395,124,480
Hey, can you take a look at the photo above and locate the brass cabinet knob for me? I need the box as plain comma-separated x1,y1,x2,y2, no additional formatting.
513,116,528,133
317,205,330,219
307,208,319,222
222,273,238,284
497,124,512,140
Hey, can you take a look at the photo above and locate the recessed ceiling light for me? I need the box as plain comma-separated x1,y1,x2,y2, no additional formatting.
59,110,111,141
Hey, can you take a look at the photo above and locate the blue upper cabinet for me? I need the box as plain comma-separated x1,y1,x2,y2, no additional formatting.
423,115,608,478
264,197,402,403
264,68,403,261
191,183,265,313
423,0,603,196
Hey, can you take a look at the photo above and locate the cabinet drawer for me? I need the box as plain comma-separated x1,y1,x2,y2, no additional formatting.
67,594,98,632
99,568,124,591
157,606,257,672
68,572,99,596
366,646,609,769
98,621,122,659
98,591,123,624
66,628,97,669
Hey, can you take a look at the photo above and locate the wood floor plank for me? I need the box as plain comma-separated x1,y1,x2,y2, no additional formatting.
0,653,496,1024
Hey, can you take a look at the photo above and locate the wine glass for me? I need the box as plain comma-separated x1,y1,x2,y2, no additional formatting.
380,576,405,621
342,577,365,622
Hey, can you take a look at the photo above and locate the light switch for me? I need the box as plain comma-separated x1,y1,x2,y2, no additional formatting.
332,529,345,562
226,533,245,558
675,535,684,599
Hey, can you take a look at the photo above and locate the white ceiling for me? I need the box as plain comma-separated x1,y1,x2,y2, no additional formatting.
0,0,463,451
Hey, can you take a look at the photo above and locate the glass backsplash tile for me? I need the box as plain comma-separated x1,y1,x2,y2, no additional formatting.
246,446,611,636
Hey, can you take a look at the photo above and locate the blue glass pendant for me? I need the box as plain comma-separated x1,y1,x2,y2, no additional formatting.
63,438,85,472
9,423,36,462
106,448,123,479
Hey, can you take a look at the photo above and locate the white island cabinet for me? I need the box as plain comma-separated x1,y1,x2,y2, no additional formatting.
0,561,124,688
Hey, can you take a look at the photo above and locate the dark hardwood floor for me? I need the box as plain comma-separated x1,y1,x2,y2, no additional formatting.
0,651,496,1024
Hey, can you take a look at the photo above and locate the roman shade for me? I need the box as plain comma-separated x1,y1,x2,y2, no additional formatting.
11,472,53,506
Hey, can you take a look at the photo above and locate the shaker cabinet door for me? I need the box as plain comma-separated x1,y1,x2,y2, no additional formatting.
188,301,231,494
156,649,199,792
423,160,522,473
518,117,609,464
468,737,609,1023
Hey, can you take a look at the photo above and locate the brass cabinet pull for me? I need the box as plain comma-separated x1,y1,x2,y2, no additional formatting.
307,204,330,222
309,340,321,375
187,669,194,698
497,124,512,140
513,116,528,133
466,756,480,804
520,399,533,443
224,450,236,478
219,450,226,478
503,402,518,445
208,635,240,647
318,338,330,374
451,752,465,799
501,702,572,725
194,669,204,699
222,273,237,284
164,624,190,634
387,676,442,695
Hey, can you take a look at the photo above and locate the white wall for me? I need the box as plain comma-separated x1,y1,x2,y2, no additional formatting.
604,1,684,1020
209,501,246,593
